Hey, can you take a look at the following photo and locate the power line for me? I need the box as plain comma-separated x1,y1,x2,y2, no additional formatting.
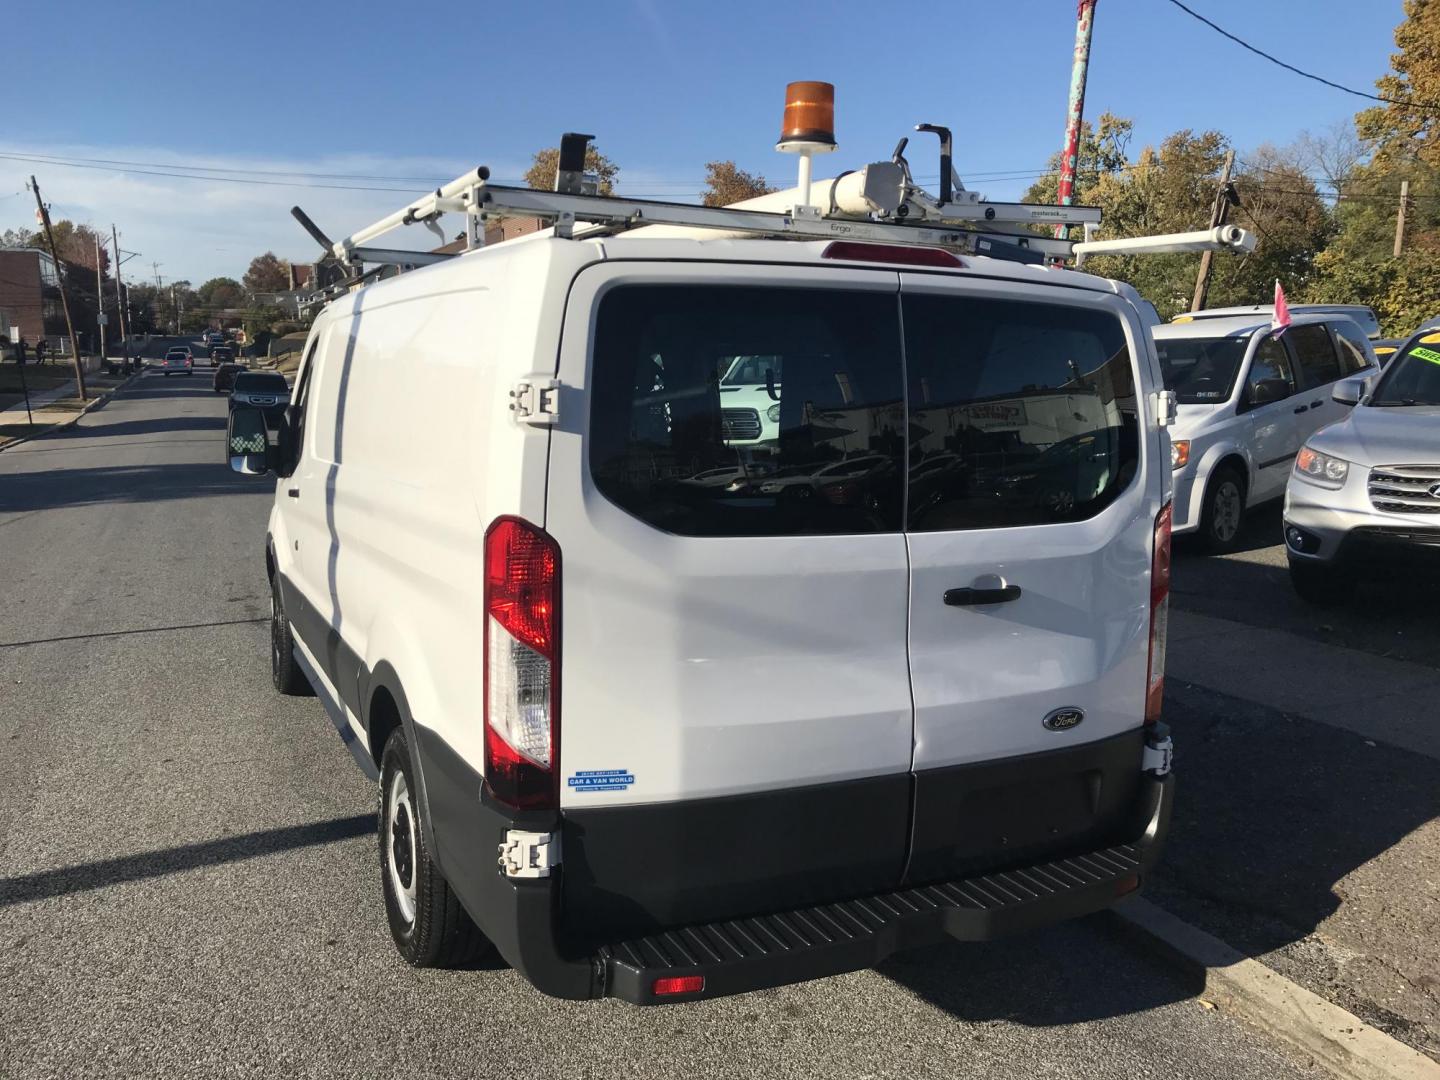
1162,0,1440,113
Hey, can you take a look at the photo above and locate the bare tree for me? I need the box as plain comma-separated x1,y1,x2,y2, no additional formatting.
701,161,776,206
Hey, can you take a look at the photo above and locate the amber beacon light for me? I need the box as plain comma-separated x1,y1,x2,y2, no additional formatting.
776,80,837,208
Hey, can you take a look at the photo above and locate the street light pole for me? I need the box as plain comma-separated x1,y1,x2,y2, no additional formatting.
28,175,87,401
111,225,132,372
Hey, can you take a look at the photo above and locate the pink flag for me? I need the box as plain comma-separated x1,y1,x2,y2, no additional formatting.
1272,279,1291,334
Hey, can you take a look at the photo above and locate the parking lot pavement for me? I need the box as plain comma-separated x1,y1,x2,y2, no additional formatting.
0,374,1327,1078
1164,505,1440,1062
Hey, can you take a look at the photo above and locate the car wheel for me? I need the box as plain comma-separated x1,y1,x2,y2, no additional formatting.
1289,558,1357,606
1200,466,1246,554
379,727,492,968
270,577,313,696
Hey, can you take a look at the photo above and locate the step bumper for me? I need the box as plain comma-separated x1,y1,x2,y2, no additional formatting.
597,771,1172,1004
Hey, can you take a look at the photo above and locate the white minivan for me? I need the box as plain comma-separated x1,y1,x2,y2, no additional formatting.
228,231,1176,1004
1153,313,1378,551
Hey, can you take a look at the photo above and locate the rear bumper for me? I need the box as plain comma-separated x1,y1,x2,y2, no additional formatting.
452,745,1173,1005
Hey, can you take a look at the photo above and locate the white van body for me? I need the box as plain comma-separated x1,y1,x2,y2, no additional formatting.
247,232,1177,1003
1153,314,1379,550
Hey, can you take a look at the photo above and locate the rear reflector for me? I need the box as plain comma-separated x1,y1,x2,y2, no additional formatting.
484,516,560,810
1146,502,1172,725
821,241,964,269
653,975,704,996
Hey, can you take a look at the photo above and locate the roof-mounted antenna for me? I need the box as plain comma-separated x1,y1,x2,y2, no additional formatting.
914,124,953,207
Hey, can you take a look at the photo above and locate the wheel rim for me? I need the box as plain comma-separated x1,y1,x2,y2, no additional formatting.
386,771,418,924
270,590,283,673
1212,480,1242,542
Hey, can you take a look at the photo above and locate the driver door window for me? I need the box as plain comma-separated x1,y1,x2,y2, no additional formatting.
1245,337,1296,408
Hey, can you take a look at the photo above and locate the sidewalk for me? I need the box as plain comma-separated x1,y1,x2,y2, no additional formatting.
1159,609,1440,1062
0,368,137,450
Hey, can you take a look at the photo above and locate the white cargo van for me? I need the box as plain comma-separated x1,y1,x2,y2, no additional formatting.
227,167,1187,1004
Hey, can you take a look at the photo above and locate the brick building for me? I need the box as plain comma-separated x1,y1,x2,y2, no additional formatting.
0,248,65,346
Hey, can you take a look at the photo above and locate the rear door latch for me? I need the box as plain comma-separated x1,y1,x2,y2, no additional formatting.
498,829,561,878
511,378,561,426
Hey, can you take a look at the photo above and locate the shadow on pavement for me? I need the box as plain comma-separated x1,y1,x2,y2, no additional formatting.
0,815,376,907
1172,515,1440,668
879,913,1201,1025
1,462,267,512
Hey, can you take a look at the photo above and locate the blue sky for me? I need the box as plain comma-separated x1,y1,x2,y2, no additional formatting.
1,0,1405,284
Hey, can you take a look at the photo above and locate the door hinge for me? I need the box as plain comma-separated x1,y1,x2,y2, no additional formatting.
511,378,561,426
498,829,561,878
1142,734,1173,776
1155,389,1178,428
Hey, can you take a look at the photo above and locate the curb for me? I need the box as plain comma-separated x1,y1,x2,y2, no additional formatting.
0,369,144,453
1114,897,1440,1080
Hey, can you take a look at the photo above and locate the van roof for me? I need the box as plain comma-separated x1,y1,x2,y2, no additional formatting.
323,231,1150,319
1173,303,1380,337
1151,312,1336,340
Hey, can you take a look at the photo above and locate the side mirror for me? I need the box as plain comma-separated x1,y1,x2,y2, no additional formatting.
1247,378,1290,407
227,407,272,475
1332,375,1368,406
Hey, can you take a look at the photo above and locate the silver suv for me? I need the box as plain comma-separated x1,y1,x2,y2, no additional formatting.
1283,330,1440,603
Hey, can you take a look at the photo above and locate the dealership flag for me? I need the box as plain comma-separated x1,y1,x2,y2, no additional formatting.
1272,279,1292,334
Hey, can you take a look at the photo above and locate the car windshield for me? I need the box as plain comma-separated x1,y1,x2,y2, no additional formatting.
1370,341,1440,405
1154,336,1248,404
234,373,287,392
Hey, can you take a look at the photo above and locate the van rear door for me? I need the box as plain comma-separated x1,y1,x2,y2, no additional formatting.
898,275,1157,881
545,262,914,941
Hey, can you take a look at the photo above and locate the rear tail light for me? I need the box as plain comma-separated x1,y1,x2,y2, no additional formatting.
1146,502,1172,725
484,516,560,810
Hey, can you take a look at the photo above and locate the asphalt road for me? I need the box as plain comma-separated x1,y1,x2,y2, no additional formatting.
0,367,1322,1079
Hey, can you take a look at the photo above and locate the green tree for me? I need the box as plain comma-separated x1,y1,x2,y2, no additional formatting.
243,252,289,292
701,161,776,206
1356,0,1440,168
197,276,245,310
523,145,619,196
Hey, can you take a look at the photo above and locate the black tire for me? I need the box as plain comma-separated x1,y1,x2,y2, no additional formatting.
379,727,492,968
270,576,313,696
1289,558,1357,606
1199,466,1247,554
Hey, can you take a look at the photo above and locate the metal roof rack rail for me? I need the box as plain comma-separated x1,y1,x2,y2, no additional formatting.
292,130,1255,299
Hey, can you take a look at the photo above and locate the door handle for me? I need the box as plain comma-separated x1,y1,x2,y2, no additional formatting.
945,585,1022,606
1311,400,1323,408
1293,404,1308,414
287,488,300,498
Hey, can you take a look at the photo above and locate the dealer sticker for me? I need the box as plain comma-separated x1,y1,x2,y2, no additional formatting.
1409,346,1440,366
568,769,635,792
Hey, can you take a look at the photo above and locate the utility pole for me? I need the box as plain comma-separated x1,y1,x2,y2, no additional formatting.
93,232,108,368
28,175,87,401
111,225,132,373
1393,180,1410,258
1191,149,1238,313
1054,0,1098,239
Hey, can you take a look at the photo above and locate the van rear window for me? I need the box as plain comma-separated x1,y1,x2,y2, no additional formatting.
589,285,905,536
589,285,1139,536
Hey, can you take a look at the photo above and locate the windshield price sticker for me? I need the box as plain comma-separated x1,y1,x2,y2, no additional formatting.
1410,346,1440,366
568,769,635,792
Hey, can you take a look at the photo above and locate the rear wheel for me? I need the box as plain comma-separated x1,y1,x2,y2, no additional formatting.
379,728,492,968
270,576,312,696
1200,466,1246,554
1289,558,1357,606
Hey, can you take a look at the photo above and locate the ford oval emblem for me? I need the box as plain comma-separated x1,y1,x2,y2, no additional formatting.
1043,707,1085,732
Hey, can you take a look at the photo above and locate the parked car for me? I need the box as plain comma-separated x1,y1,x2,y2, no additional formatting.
226,230,1175,1004
1176,303,1382,340
159,346,193,376
1372,339,1404,366
228,371,289,412
213,361,245,394
1284,330,1440,603
1152,314,1379,552
201,330,225,347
